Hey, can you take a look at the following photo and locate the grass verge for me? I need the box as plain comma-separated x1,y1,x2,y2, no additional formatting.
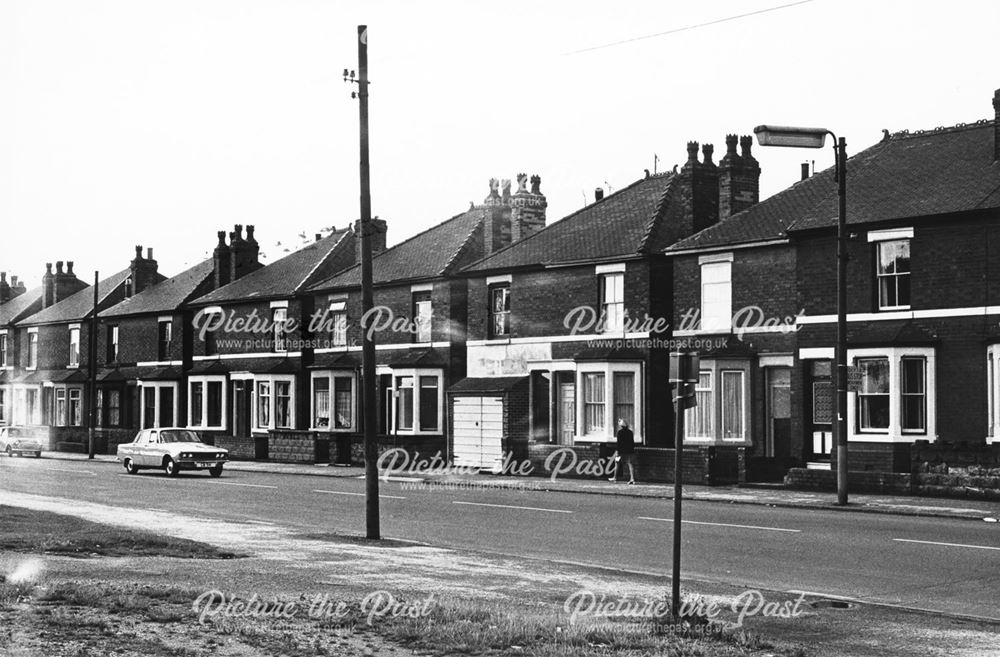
0,505,244,559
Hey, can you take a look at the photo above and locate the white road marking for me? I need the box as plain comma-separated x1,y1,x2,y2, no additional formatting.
453,501,572,514
313,489,406,500
210,482,277,489
892,538,1000,551
638,516,801,533
786,590,858,601
44,467,97,476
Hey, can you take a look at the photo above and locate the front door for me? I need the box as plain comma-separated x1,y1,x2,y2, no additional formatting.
558,380,575,445
233,381,251,438
766,368,792,457
806,360,833,460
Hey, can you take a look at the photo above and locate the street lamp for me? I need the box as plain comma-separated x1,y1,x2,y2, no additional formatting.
754,124,849,506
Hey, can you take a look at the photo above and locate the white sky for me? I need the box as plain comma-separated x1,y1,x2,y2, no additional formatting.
2,0,998,286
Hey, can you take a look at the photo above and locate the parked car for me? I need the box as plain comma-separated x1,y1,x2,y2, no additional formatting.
117,428,228,477
0,427,42,457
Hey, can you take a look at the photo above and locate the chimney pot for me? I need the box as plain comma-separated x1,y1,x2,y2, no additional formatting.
11,276,17,286
245,225,256,242
217,230,227,245
234,224,243,239
702,143,715,166
45,263,52,273
147,248,153,260
66,261,74,275
56,261,64,274
725,134,738,156
686,141,700,163
595,187,605,201
530,174,541,194
739,135,754,159
315,233,322,242
801,162,810,181
135,245,142,258
0,272,5,283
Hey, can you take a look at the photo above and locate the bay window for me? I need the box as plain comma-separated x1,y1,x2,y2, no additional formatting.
583,372,606,434
98,388,121,427
686,371,714,439
188,377,226,429
253,375,294,431
311,371,356,430
684,360,750,443
720,371,746,440
573,363,643,442
386,368,442,434
139,381,178,429
847,347,935,442
613,372,635,430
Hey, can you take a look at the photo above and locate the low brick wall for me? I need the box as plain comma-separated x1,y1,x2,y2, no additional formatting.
830,442,910,472
344,435,447,468
523,443,742,485
785,468,913,494
912,465,1000,500
268,430,317,464
912,441,1000,469
96,428,138,455
214,435,256,460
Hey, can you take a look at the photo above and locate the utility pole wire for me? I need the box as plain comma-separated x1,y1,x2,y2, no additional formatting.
564,0,817,55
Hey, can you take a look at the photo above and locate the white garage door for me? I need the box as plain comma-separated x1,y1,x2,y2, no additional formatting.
452,395,504,470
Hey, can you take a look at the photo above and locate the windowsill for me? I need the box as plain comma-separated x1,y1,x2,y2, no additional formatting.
190,426,227,432
485,336,512,344
877,306,910,312
393,429,442,436
311,427,356,433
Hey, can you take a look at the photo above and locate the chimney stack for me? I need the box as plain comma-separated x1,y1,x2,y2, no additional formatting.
213,231,231,290
801,162,811,181
718,134,761,221
42,263,54,308
0,272,9,305
678,140,719,235
993,88,999,162
129,244,159,296
228,224,262,282
511,173,546,242
354,218,388,265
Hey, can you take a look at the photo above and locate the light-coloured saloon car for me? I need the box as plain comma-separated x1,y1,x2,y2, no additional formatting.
0,427,42,457
117,428,228,477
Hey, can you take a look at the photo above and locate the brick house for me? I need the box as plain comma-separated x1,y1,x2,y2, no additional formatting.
0,273,38,426
455,143,758,482
665,89,1000,479
6,251,162,450
184,225,357,459
303,176,546,464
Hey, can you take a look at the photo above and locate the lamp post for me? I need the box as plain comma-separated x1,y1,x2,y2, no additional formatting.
754,125,849,506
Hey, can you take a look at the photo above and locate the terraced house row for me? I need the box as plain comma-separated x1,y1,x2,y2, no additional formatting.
2,88,1000,485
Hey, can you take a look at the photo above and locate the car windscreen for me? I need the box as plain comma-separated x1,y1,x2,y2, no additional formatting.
158,430,201,443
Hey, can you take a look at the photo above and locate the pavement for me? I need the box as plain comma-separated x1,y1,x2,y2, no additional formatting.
33,450,1000,522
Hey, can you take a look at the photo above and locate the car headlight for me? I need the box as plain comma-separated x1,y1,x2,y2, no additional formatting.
180,452,191,459
216,453,225,459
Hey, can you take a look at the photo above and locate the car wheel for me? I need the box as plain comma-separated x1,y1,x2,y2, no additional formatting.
5,446,11,457
208,464,223,478
124,458,139,474
34,451,41,458
164,457,179,477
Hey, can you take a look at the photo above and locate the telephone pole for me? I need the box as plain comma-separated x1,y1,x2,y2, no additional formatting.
87,272,99,459
354,25,380,539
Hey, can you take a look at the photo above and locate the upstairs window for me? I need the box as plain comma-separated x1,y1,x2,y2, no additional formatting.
599,273,624,333
28,332,38,369
328,299,348,347
106,325,119,363
412,291,432,343
158,320,172,361
69,327,80,367
877,239,911,310
272,307,288,352
700,259,732,332
0,333,7,367
489,284,511,338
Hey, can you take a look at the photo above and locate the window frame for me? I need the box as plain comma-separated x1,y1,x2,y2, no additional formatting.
327,298,348,348
158,319,172,361
488,283,511,339
856,356,891,433
27,331,38,370
137,380,179,429
0,332,7,368
68,326,81,368
598,272,625,334
847,347,935,443
107,325,119,363
310,370,357,431
574,362,643,443
272,307,288,353
412,291,433,344
720,370,747,441
699,258,733,332
875,238,911,311
187,375,228,430
252,374,295,432
384,368,443,435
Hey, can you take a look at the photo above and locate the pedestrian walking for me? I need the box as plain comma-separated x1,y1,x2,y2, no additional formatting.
609,418,636,484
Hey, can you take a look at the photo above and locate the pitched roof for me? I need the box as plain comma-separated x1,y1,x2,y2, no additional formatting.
0,287,43,326
309,210,484,290
668,120,1000,252
17,268,134,326
102,258,214,318
462,173,677,272
192,230,350,304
